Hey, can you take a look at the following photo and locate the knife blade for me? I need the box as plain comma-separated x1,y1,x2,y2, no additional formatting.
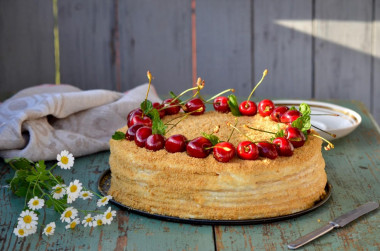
287,201,379,250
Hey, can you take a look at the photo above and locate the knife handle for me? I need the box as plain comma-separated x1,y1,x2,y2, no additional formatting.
287,223,336,249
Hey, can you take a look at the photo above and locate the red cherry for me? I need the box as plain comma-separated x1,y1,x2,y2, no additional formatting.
185,98,205,115
128,115,152,127
126,124,144,141
258,99,275,117
146,134,165,151
165,134,188,153
134,126,152,147
213,142,235,162
270,106,289,122
186,137,212,158
273,137,294,156
237,141,259,160
257,142,278,159
213,96,230,113
163,98,181,115
280,110,302,124
285,127,306,148
152,102,165,118
238,101,257,116
127,108,143,124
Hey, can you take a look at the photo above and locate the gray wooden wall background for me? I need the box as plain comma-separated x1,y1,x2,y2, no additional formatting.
0,0,379,124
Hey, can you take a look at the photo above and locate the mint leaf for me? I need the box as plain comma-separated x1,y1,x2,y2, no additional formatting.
112,131,126,140
202,132,220,146
149,109,166,135
141,100,153,115
291,117,303,130
289,106,297,111
299,103,311,117
227,94,241,116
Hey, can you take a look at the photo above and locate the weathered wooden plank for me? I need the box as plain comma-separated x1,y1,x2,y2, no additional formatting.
118,0,192,94
314,0,373,109
196,0,252,97
213,100,380,250
0,0,55,100
0,151,214,251
253,0,313,99
373,0,380,126
58,0,116,90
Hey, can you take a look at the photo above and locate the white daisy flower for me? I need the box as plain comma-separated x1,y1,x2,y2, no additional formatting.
18,210,38,230
26,225,37,235
60,207,78,223
57,150,74,170
27,196,45,210
94,215,104,226
82,214,95,227
79,191,93,200
52,184,66,199
102,207,116,225
13,225,28,237
43,222,56,236
97,195,112,207
66,180,82,203
65,218,80,229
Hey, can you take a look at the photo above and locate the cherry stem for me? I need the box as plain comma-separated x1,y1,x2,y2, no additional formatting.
244,125,275,135
206,89,235,102
310,134,335,150
311,114,340,116
164,108,203,134
227,118,238,142
226,122,255,142
246,69,268,102
311,125,337,138
171,78,204,104
145,71,152,102
205,145,232,151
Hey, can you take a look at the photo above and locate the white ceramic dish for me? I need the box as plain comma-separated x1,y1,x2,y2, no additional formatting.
273,100,362,141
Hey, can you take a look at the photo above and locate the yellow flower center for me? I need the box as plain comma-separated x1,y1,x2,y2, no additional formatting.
101,197,107,203
70,185,77,193
24,215,32,224
82,193,88,197
18,229,25,235
61,156,69,164
70,221,77,229
64,211,72,218
86,217,93,223
97,219,103,226
46,226,52,233
32,200,39,206
55,187,62,193
106,212,112,219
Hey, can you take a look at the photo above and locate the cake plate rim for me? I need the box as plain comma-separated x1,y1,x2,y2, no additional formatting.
98,168,332,225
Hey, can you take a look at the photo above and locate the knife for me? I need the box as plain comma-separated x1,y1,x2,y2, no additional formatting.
287,201,379,249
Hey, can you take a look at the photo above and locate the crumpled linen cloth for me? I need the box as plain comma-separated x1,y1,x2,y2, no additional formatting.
0,84,161,161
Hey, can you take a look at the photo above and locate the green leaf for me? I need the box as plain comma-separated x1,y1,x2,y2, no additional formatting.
299,103,311,117
46,199,53,208
202,132,220,146
227,94,241,116
149,109,167,135
140,100,153,114
289,106,297,111
112,131,126,140
6,158,34,171
36,160,46,172
291,117,303,130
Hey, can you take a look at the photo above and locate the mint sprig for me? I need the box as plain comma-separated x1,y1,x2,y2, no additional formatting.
149,108,167,135
227,94,241,116
291,103,311,137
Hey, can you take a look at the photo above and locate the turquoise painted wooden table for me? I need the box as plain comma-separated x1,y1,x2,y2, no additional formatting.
0,100,379,250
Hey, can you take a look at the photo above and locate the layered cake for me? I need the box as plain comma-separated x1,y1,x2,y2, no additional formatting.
108,111,327,220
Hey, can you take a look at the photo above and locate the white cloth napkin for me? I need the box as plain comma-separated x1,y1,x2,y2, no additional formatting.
0,84,161,161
